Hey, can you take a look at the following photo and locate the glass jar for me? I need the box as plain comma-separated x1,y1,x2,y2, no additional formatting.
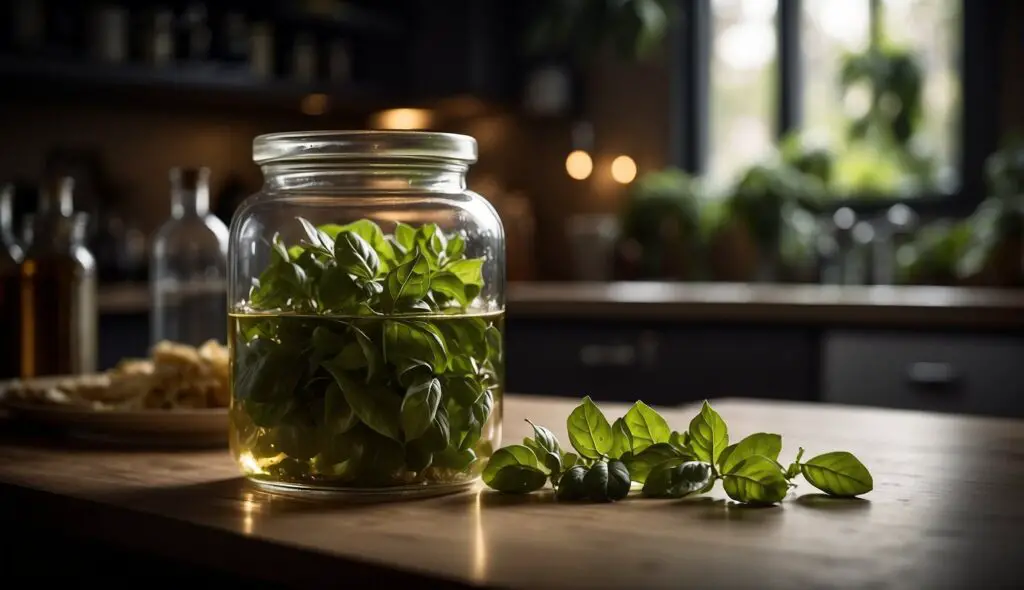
151,167,229,346
228,131,505,498
16,177,97,377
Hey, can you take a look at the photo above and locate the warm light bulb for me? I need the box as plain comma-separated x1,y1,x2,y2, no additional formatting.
370,107,433,130
610,155,637,184
565,150,593,180
300,93,329,116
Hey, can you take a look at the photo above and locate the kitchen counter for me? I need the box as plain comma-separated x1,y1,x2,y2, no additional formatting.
507,282,1024,329
2,395,1022,588
99,281,1024,329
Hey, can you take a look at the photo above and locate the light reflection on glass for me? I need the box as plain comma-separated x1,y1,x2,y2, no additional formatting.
471,490,488,583
241,491,260,535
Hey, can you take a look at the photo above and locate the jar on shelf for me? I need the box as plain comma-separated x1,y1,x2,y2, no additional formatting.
151,167,229,347
228,131,505,498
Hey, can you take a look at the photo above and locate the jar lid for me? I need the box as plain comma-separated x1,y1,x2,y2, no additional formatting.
253,131,478,165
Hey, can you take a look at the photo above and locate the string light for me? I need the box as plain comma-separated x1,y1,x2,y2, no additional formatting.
370,108,433,130
300,93,329,116
565,150,593,180
610,155,637,184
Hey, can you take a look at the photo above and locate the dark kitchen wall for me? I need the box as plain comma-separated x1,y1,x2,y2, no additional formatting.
2,0,1017,280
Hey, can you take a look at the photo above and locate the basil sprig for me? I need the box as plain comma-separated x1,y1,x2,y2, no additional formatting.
232,217,502,487
484,397,873,505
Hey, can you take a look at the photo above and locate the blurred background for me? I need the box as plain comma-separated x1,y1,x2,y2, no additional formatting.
0,0,1021,414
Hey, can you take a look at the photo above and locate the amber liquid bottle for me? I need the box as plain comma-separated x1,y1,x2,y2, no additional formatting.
0,242,19,380
17,177,97,378
1,183,23,380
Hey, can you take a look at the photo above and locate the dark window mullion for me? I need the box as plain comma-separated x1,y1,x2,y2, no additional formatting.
777,0,802,139
668,0,710,175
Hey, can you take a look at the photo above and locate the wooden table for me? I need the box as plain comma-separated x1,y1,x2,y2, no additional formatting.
2,395,1022,588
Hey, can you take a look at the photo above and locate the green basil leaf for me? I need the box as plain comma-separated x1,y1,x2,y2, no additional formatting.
566,396,613,459
487,465,548,494
433,447,476,471
353,429,406,483
583,460,631,502
384,320,449,374
318,266,361,311
623,401,671,453
609,417,634,459
324,381,358,434
401,377,442,440
328,219,396,268
717,443,737,473
417,404,450,452
722,455,789,505
312,325,347,356
323,361,402,442
471,389,494,429
350,324,381,382
275,422,322,461
688,400,729,466
235,339,302,403
541,451,561,477
334,230,380,280
482,444,539,485
784,447,805,480
620,442,687,484
525,419,561,455
445,258,484,287
244,399,294,428
800,451,873,497
561,451,581,471
387,252,431,304
394,222,417,251
670,429,690,452
296,216,335,254
446,234,466,259
446,375,484,406
404,444,433,473
430,271,469,307
556,465,588,501
641,461,712,498
721,433,782,474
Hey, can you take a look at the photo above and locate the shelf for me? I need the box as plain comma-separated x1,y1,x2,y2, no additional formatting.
0,56,391,113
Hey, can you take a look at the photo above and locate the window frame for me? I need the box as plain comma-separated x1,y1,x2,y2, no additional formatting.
668,0,1003,217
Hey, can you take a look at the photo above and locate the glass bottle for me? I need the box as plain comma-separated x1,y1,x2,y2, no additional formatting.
151,167,229,346
228,131,505,498
0,186,20,380
17,177,97,378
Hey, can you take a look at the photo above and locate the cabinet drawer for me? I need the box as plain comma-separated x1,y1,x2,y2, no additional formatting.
823,331,1024,417
506,320,814,405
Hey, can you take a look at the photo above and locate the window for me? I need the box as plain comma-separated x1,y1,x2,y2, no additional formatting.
708,0,778,190
692,0,970,202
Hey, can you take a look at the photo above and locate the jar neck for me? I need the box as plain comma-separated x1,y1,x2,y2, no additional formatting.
261,163,469,193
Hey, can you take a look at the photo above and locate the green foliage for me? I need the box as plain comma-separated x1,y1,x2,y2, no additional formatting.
232,218,503,488
482,398,873,507
525,0,673,63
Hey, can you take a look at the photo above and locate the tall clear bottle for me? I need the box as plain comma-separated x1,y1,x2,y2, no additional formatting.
17,177,97,377
151,167,229,345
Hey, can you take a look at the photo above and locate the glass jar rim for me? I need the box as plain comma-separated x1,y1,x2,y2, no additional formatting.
253,130,478,165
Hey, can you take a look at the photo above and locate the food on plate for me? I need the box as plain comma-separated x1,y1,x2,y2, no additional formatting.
3,340,229,411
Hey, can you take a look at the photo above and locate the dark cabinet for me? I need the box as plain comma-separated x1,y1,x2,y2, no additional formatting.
506,319,816,405
822,330,1024,418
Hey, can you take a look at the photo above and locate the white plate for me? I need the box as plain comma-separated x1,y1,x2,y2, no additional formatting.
0,376,229,448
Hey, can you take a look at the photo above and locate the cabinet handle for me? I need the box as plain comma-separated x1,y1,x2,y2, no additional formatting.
906,362,958,389
579,344,636,368
578,332,660,369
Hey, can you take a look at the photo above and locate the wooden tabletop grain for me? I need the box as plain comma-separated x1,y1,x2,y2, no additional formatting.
1,395,1023,589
